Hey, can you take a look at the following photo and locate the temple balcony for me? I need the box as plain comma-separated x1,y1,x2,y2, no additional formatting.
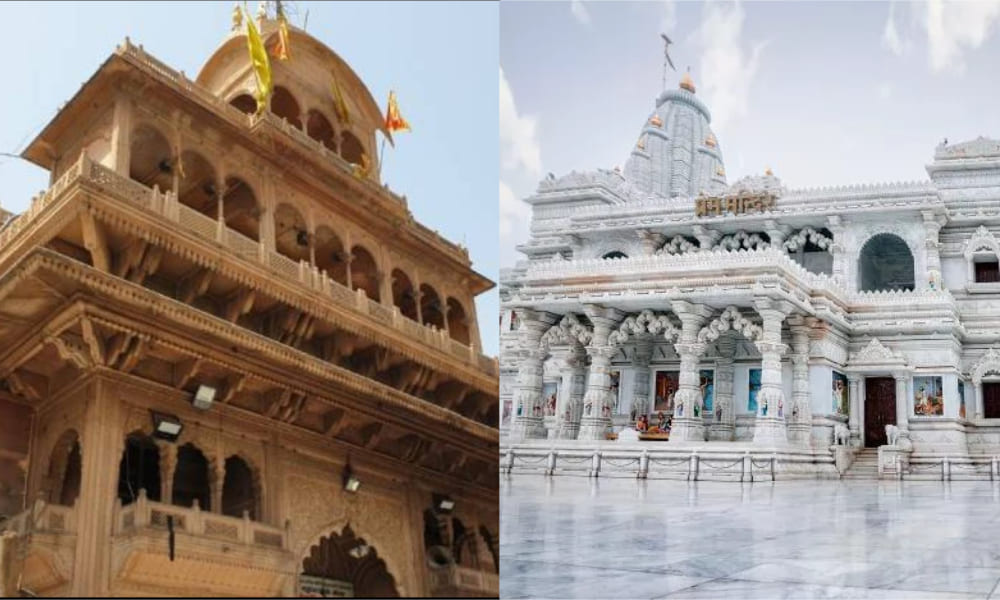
427,563,499,598
1,502,78,594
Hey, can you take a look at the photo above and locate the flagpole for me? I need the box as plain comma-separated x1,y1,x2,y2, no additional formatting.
377,136,387,179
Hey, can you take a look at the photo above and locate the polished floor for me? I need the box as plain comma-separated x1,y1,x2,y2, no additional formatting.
500,476,1000,599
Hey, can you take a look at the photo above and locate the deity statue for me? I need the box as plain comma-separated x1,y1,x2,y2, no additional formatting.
693,402,700,417
761,399,768,416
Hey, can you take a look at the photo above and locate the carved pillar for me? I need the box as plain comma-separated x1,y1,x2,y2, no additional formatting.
379,270,395,308
708,336,736,441
555,347,587,439
441,300,452,335
975,381,984,421
764,220,791,249
827,215,846,283
344,253,355,290
577,306,624,441
787,316,812,446
211,455,226,514
847,374,862,446
110,95,133,176
691,225,719,251
156,441,178,504
752,298,793,445
508,309,559,441
669,300,713,442
630,338,654,421
894,372,909,432
923,210,946,290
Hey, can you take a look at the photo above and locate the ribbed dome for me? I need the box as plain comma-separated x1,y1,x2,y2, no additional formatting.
623,73,727,199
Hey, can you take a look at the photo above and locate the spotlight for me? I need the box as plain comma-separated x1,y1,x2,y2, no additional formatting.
433,493,455,513
193,384,217,410
343,462,361,493
150,411,183,442
348,543,371,559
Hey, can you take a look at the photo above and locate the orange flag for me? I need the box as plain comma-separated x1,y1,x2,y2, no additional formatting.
384,91,411,133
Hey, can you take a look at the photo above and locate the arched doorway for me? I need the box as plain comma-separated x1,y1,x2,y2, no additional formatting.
117,432,161,505
350,245,380,302
299,525,400,597
176,150,218,219
274,203,310,263
419,284,444,330
859,233,914,292
222,176,261,242
129,124,174,192
172,443,210,510
341,132,365,166
221,455,259,520
230,93,257,115
47,430,81,506
307,109,337,152
446,298,470,345
272,86,302,129
391,269,418,321
315,226,348,286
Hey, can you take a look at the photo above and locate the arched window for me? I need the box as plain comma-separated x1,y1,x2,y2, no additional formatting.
129,124,174,192
47,430,81,507
391,269,418,321
350,245,380,301
229,93,257,115
222,176,261,242
176,150,218,219
975,256,1000,283
301,526,400,597
341,131,365,166
172,443,210,510
306,109,337,152
315,226,348,285
271,86,302,129
602,251,628,260
221,455,258,520
858,233,914,292
274,203,310,263
420,284,444,329
117,432,161,505
446,298,470,345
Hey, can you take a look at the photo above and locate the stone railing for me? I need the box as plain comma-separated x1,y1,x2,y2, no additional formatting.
0,501,77,536
114,490,288,550
428,564,499,596
0,153,498,378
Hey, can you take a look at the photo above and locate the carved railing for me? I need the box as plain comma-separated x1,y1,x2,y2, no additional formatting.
114,490,288,550
428,564,499,595
0,502,77,536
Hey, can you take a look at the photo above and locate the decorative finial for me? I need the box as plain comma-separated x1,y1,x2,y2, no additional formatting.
232,2,243,31
257,0,268,23
765,166,773,176
679,66,695,93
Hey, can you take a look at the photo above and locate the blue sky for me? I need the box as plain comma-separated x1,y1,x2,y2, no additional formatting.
0,1,500,355
500,0,1000,267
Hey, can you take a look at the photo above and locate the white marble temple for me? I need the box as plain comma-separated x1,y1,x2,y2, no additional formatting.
500,476,1000,599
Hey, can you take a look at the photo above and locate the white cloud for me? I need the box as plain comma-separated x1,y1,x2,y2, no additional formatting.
877,81,893,100
500,179,531,238
923,0,1000,72
499,66,542,177
882,1,905,55
570,0,591,26
691,2,767,132
661,0,677,33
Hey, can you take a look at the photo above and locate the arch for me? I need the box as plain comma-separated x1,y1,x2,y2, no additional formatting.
351,245,381,301
479,525,498,574
697,306,763,344
656,235,699,256
129,123,174,192
784,227,833,274
46,429,81,507
271,85,303,129
176,150,218,219
538,313,593,351
601,251,628,260
300,524,401,597
972,347,1000,385
446,297,470,345
858,233,915,292
715,230,770,251
315,225,348,285
229,93,257,115
965,226,1000,283
221,455,260,520
274,202,310,263
450,517,479,568
608,309,679,346
391,269,418,321
306,109,337,152
341,131,365,166
222,176,261,242
117,432,161,505
172,443,210,510
419,284,444,329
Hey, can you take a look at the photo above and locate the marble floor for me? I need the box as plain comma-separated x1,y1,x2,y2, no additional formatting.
500,476,1000,599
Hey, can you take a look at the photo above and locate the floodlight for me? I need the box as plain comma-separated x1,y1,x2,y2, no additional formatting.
150,411,183,442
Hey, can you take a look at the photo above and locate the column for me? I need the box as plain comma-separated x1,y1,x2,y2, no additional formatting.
508,309,559,441
827,215,846,283
708,336,735,441
669,300,713,442
577,306,624,440
787,316,813,446
975,381,983,420
847,374,862,447
764,220,791,249
110,94,133,176
922,210,945,290
893,372,909,432
210,455,226,514
156,440,178,504
630,338,654,422
555,348,587,439
752,298,794,445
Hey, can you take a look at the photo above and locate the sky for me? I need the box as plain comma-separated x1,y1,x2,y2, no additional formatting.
0,1,500,356
500,0,1000,268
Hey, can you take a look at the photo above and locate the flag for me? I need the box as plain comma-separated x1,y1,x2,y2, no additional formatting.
331,74,351,126
245,7,272,115
271,3,291,61
384,90,411,133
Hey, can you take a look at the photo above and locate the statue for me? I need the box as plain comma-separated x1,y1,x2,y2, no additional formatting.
231,2,243,31
834,424,850,446
677,403,683,417
885,424,900,446
715,406,722,422
693,402,700,417
761,400,768,416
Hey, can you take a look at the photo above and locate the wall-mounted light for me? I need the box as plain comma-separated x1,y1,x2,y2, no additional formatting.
150,411,183,442
433,493,455,514
343,462,361,493
193,384,217,410
348,543,371,559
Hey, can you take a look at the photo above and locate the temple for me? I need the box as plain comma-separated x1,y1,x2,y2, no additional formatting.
0,8,498,598
500,68,1000,480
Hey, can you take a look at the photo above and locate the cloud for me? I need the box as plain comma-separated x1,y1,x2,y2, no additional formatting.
877,82,893,100
661,0,677,32
500,179,531,238
691,2,767,132
499,66,542,176
882,1,905,55
570,0,591,26
923,0,1000,72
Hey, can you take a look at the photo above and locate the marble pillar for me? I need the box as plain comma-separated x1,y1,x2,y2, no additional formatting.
847,374,862,447
752,298,794,445
975,381,983,421
827,215,846,283
555,347,587,440
708,336,735,441
894,372,909,432
630,338,654,422
787,317,813,446
508,309,559,441
923,210,946,290
669,301,713,442
577,306,623,440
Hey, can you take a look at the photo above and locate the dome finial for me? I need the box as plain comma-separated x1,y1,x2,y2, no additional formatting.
679,66,695,93
765,166,773,176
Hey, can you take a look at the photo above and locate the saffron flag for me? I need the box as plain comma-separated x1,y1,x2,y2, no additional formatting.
331,74,351,126
245,8,272,114
271,5,290,61
384,91,411,133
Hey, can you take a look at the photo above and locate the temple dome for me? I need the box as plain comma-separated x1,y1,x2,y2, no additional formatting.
623,72,727,199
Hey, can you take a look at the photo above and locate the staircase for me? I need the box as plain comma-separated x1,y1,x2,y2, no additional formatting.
841,448,880,479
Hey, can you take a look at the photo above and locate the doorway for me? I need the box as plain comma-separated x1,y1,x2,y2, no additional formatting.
864,377,897,447
984,382,1000,418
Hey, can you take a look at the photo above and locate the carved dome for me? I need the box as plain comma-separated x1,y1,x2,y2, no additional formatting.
623,72,727,199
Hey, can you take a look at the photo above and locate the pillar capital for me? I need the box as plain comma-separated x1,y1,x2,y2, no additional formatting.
670,300,714,323
752,296,795,320
582,304,625,327
892,371,910,382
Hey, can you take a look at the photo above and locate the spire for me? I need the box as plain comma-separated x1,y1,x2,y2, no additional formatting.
679,66,695,93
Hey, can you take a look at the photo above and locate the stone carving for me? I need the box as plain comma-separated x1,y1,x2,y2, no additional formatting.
539,314,593,350
935,136,1000,160
607,310,679,346
714,231,770,252
697,306,763,344
727,173,785,196
963,225,1000,259
885,424,900,446
971,346,1000,385
782,227,832,252
655,235,698,256
834,424,850,446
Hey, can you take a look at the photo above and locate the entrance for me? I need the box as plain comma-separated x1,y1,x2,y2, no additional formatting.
864,377,896,447
984,382,1000,418
300,525,399,597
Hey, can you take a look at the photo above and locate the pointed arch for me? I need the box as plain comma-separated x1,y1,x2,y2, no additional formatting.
608,309,680,346
129,123,174,192
274,202,310,263
697,306,763,343
315,225,348,285
392,269,418,321
446,297,470,345
299,523,403,597
271,85,303,129
351,245,381,301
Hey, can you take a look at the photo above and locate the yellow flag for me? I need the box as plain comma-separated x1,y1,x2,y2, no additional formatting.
384,90,411,133
330,74,351,126
245,7,272,114
272,4,290,61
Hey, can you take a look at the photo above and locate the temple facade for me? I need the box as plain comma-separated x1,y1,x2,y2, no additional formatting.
0,11,498,598
500,70,1000,480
